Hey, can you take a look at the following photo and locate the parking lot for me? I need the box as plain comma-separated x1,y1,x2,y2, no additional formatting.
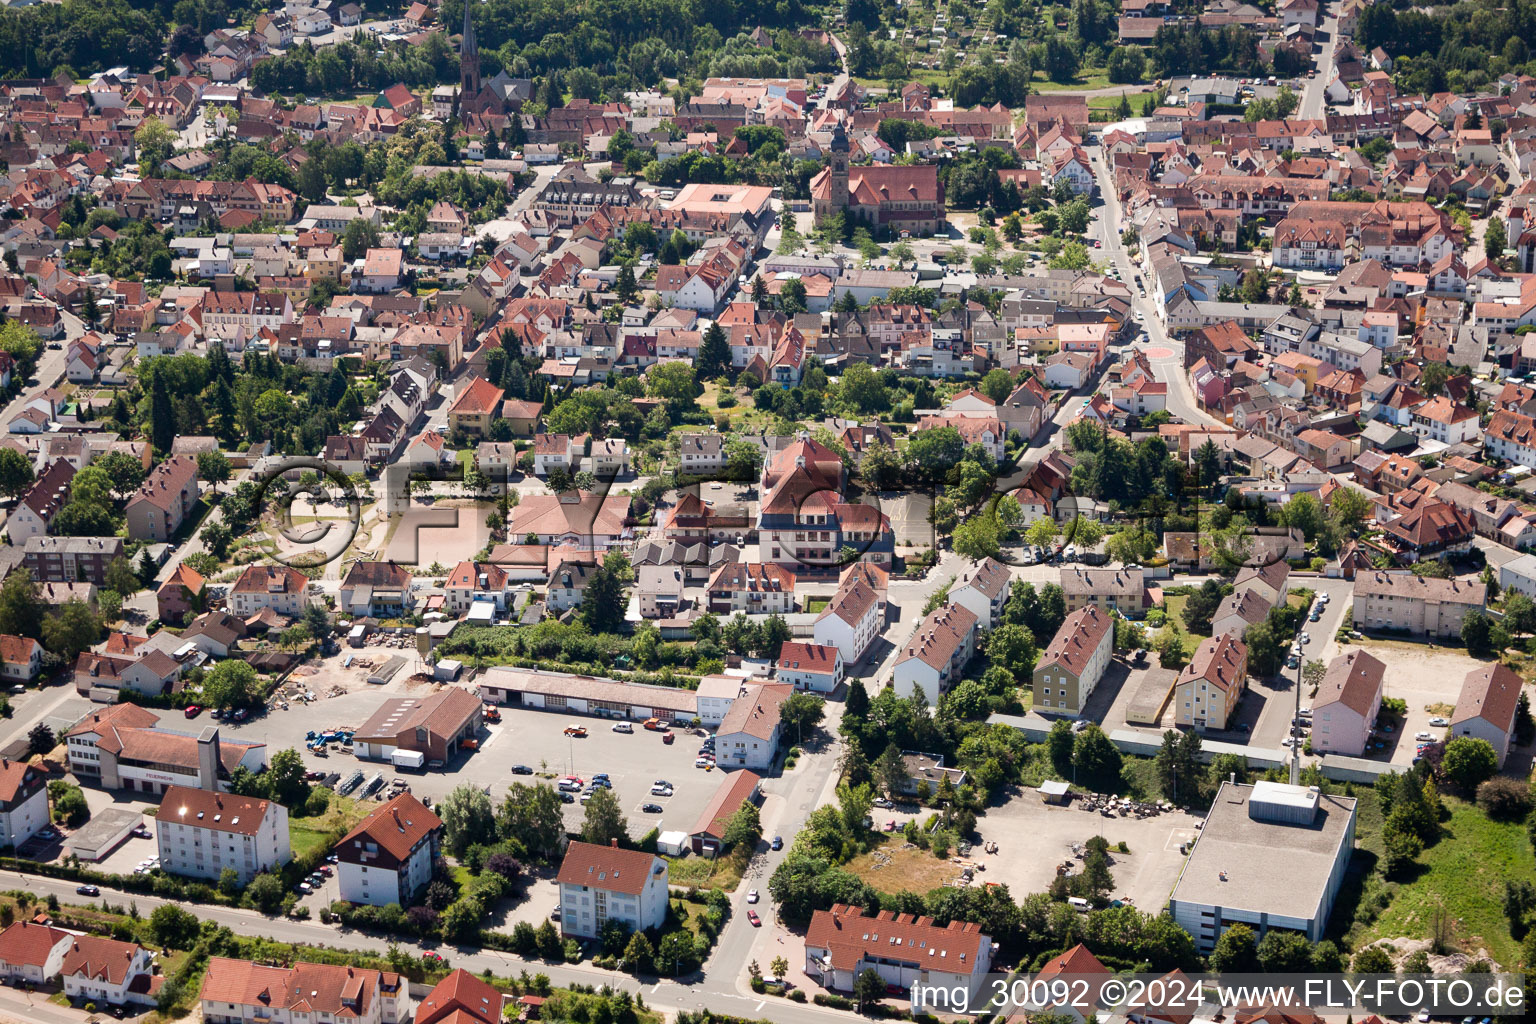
973,792,1202,912
1313,640,1484,766
214,683,734,843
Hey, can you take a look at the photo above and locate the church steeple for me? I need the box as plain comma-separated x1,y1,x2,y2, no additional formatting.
459,0,480,98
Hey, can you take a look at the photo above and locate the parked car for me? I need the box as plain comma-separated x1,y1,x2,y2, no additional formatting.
1429,716,1449,726
184,705,203,718
873,797,893,808
510,764,533,775
695,757,714,768
613,722,633,733
564,725,588,737
651,784,673,796
771,836,783,851
642,803,663,813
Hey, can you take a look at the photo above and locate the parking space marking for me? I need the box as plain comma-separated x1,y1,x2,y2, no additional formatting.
1164,828,1197,851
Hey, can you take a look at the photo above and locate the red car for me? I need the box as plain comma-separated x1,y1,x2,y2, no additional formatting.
747,910,762,927
184,705,203,719
422,952,445,964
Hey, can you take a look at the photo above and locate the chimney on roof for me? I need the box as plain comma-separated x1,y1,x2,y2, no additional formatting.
197,726,221,791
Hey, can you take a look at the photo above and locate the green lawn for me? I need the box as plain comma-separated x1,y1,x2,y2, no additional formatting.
662,844,750,891
804,597,830,614
1031,67,1115,91
1357,797,1536,968
289,823,335,861
1158,595,1205,657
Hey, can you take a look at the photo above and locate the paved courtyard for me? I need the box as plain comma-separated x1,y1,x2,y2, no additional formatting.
215,684,737,844
973,791,1202,912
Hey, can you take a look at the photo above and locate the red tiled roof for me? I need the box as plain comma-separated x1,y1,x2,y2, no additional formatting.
159,786,273,837
334,792,441,871
556,840,664,896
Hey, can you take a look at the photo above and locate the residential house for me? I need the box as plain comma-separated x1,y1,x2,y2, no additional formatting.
156,563,207,625
335,793,443,908
338,561,415,618
947,556,1011,630
776,642,843,693
892,603,978,707
555,841,669,940
716,682,791,769
1450,663,1523,766
125,457,200,542
1352,571,1486,637
1173,633,1248,731
155,785,291,883
1060,567,1152,618
706,562,797,615
1031,604,1114,718
803,905,992,1005
0,757,48,850
1311,650,1385,756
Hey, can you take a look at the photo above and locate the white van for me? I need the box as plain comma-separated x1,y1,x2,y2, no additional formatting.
1068,897,1091,913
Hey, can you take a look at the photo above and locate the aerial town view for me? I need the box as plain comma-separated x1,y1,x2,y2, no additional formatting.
5,0,1536,1020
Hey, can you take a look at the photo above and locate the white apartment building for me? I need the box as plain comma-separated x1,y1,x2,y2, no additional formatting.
556,841,669,940
155,786,290,884
335,793,442,908
812,577,881,665
0,758,48,851
200,957,410,1024
226,565,312,619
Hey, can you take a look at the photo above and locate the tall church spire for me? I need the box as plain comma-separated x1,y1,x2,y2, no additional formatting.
459,0,480,98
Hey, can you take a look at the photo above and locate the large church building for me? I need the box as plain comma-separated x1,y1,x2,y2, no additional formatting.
810,125,946,237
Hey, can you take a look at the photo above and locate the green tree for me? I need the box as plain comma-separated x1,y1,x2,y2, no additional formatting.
104,556,142,597
147,904,200,947
854,968,886,1010
697,322,731,380
1047,719,1075,773
197,450,232,494
1208,922,1260,973
721,799,762,849
779,691,826,740
27,722,55,756
1071,723,1123,789
1257,930,1315,973
41,600,101,661
647,362,699,405
1487,217,1508,264
497,783,567,862
0,448,34,498
986,623,1038,676
202,659,259,710
150,370,176,453
440,783,497,857
266,747,309,806
580,556,628,634
980,368,1014,403
1442,737,1500,791
581,786,629,846
0,570,43,639
1462,609,1495,656
245,872,286,914
624,931,655,973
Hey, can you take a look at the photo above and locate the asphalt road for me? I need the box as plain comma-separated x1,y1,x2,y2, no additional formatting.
1084,148,1222,429
1298,3,1338,122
